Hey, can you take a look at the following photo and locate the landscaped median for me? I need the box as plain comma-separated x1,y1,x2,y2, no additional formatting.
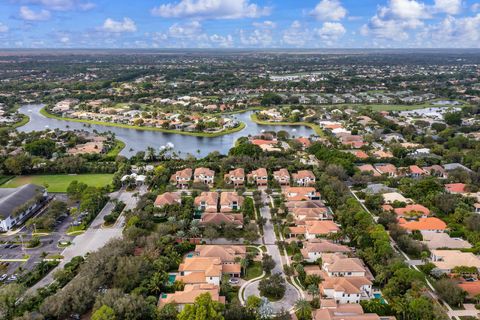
250,113,325,137
40,107,247,137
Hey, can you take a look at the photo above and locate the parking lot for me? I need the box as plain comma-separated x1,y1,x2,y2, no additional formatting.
0,195,76,282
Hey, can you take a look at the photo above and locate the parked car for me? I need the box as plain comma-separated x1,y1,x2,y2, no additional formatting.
6,274,17,282
229,278,240,285
0,274,7,282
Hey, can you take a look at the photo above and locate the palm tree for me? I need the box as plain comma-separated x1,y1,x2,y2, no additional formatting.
294,299,312,320
240,258,249,276
307,284,319,298
176,230,186,240
189,226,201,238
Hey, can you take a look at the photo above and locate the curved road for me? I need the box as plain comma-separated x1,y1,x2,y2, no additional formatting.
242,191,301,313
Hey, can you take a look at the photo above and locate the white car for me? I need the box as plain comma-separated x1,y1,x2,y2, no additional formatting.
228,278,240,285
7,274,17,282
0,274,7,282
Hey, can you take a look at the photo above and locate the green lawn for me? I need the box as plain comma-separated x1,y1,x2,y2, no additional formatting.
0,174,113,192
250,113,325,137
244,261,263,280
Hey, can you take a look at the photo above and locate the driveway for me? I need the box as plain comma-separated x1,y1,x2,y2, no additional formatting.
242,191,301,313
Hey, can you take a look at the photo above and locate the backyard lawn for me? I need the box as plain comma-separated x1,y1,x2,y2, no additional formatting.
0,174,113,192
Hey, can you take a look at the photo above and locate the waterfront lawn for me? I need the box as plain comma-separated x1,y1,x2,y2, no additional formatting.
0,174,113,192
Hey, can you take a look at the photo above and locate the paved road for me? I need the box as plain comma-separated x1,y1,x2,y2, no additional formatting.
243,192,301,314
28,187,145,293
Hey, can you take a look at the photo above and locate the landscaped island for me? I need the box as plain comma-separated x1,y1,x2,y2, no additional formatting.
41,106,246,138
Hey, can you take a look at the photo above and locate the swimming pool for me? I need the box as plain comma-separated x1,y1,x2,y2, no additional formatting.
168,274,176,284
374,293,386,304
186,253,194,258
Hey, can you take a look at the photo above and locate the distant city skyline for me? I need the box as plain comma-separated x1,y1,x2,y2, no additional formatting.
0,0,479,48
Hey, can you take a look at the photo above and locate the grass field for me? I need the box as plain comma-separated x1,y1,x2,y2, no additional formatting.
0,174,113,192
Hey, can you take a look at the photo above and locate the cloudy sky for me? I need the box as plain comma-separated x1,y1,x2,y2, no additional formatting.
0,0,479,48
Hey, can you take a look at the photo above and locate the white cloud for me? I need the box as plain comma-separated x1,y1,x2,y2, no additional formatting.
282,21,311,47
19,0,95,11
167,20,202,38
472,3,480,12
310,0,347,21
384,0,429,20
59,36,70,43
0,23,8,33
418,14,480,47
19,6,51,21
152,21,234,48
434,0,463,15
209,34,234,47
315,22,346,40
151,0,270,19
240,29,274,46
252,20,276,28
360,0,430,41
101,18,137,33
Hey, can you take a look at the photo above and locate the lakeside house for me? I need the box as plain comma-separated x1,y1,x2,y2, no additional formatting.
170,168,193,188
193,167,215,185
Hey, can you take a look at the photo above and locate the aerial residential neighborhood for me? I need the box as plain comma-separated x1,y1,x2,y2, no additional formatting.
1,1,480,318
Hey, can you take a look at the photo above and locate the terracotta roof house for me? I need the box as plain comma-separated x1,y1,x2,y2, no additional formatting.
178,257,223,286
201,212,243,227
170,168,193,188
292,170,316,186
247,168,268,186
314,303,383,320
374,164,397,177
154,192,181,208
322,253,371,278
284,187,321,201
398,217,447,233
305,220,340,239
445,183,467,194
458,281,480,299
273,168,290,186
220,192,244,212
194,245,246,264
291,207,330,221
194,192,218,213
224,168,245,187
431,250,480,274
350,150,369,160
357,164,380,176
409,165,427,178
297,137,312,149
193,167,215,185
158,283,225,310
301,239,351,263
320,276,373,304
394,204,430,218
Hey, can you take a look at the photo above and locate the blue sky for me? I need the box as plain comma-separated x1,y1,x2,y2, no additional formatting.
0,0,479,48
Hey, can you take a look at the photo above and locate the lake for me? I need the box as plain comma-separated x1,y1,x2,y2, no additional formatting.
17,104,315,158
